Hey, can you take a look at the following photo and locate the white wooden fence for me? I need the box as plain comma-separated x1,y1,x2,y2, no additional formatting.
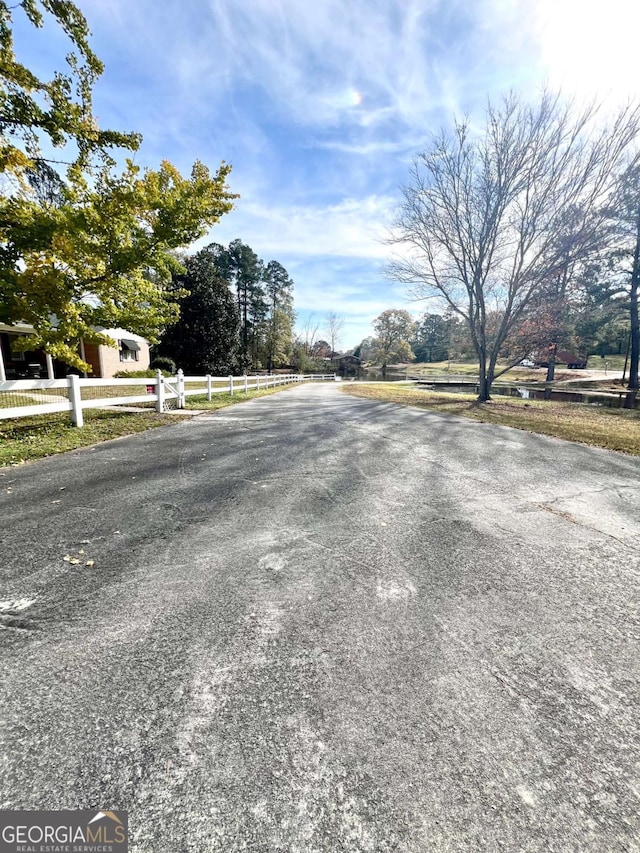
0,370,336,427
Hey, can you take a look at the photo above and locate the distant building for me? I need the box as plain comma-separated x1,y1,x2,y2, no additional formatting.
331,353,362,377
532,349,587,369
82,329,151,377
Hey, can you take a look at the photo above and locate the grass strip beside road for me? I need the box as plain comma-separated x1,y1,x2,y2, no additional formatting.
341,383,640,456
0,410,177,466
0,383,302,466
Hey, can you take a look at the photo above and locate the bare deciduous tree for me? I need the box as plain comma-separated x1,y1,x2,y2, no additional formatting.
387,92,640,400
325,311,345,354
298,313,321,354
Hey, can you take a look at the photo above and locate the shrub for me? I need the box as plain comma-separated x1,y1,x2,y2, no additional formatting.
150,356,177,374
113,369,170,378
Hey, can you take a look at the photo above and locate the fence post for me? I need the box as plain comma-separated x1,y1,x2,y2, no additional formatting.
155,370,165,413
229,374,234,396
68,373,84,427
244,374,248,393
177,369,185,409
206,374,212,402
256,375,260,390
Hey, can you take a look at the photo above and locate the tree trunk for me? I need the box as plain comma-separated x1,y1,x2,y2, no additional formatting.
624,209,640,409
545,344,557,400
624,302,638,408
477,373,491,401
381,362,387,379
477,352,491,401
627,280,638,386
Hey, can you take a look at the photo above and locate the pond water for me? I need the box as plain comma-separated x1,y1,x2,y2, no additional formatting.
417,381,638,409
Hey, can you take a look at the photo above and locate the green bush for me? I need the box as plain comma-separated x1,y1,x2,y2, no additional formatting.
113,369,171,378
150,356,177,373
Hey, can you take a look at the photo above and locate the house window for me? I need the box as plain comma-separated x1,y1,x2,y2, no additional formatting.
9,337,26,361
119,339,140,362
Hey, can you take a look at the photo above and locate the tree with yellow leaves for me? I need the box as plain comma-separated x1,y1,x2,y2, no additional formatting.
0,0,236,370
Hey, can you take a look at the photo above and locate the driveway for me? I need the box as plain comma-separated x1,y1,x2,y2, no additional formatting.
1,383,639,852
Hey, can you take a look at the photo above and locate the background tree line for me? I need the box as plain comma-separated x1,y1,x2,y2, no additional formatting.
155,240,295,375
354,289,631,379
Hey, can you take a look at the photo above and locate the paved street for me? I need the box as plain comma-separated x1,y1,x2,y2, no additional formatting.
1,383,640,852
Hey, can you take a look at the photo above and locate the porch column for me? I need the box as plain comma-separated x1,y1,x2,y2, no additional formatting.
46,353,54,379
79,338,88,377
0,340,5,381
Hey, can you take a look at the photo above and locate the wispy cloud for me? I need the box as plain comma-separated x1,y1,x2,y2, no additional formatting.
208,193,397,260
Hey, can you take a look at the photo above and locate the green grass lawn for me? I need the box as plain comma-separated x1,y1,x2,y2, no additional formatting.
585,354,628,371
400,361,480,376
398,355,629,380
341,383,640,456
0,387,68,408
391,361,555,382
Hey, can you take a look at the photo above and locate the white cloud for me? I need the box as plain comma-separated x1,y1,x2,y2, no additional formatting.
317,138,425,156
202,0,438,128
207,192,398,261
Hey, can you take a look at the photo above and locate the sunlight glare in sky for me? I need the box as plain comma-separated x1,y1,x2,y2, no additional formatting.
536,0,640,102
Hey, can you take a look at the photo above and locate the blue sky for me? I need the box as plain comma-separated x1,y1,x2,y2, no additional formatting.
16,0,640,349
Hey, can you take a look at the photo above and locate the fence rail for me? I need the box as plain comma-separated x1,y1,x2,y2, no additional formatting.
0,371,336,427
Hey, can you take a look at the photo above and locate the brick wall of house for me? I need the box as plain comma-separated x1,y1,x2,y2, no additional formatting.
99,339,151,377
83,342,101,376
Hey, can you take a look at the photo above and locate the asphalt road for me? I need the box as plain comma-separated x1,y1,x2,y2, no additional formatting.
1,383,640,852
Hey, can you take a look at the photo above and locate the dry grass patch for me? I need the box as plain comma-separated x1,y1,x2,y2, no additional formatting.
341,383,640,455
397,361,578,383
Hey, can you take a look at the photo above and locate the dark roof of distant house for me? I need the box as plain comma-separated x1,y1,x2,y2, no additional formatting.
556,350,586,364
533,350,586,365
332,353,361,364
